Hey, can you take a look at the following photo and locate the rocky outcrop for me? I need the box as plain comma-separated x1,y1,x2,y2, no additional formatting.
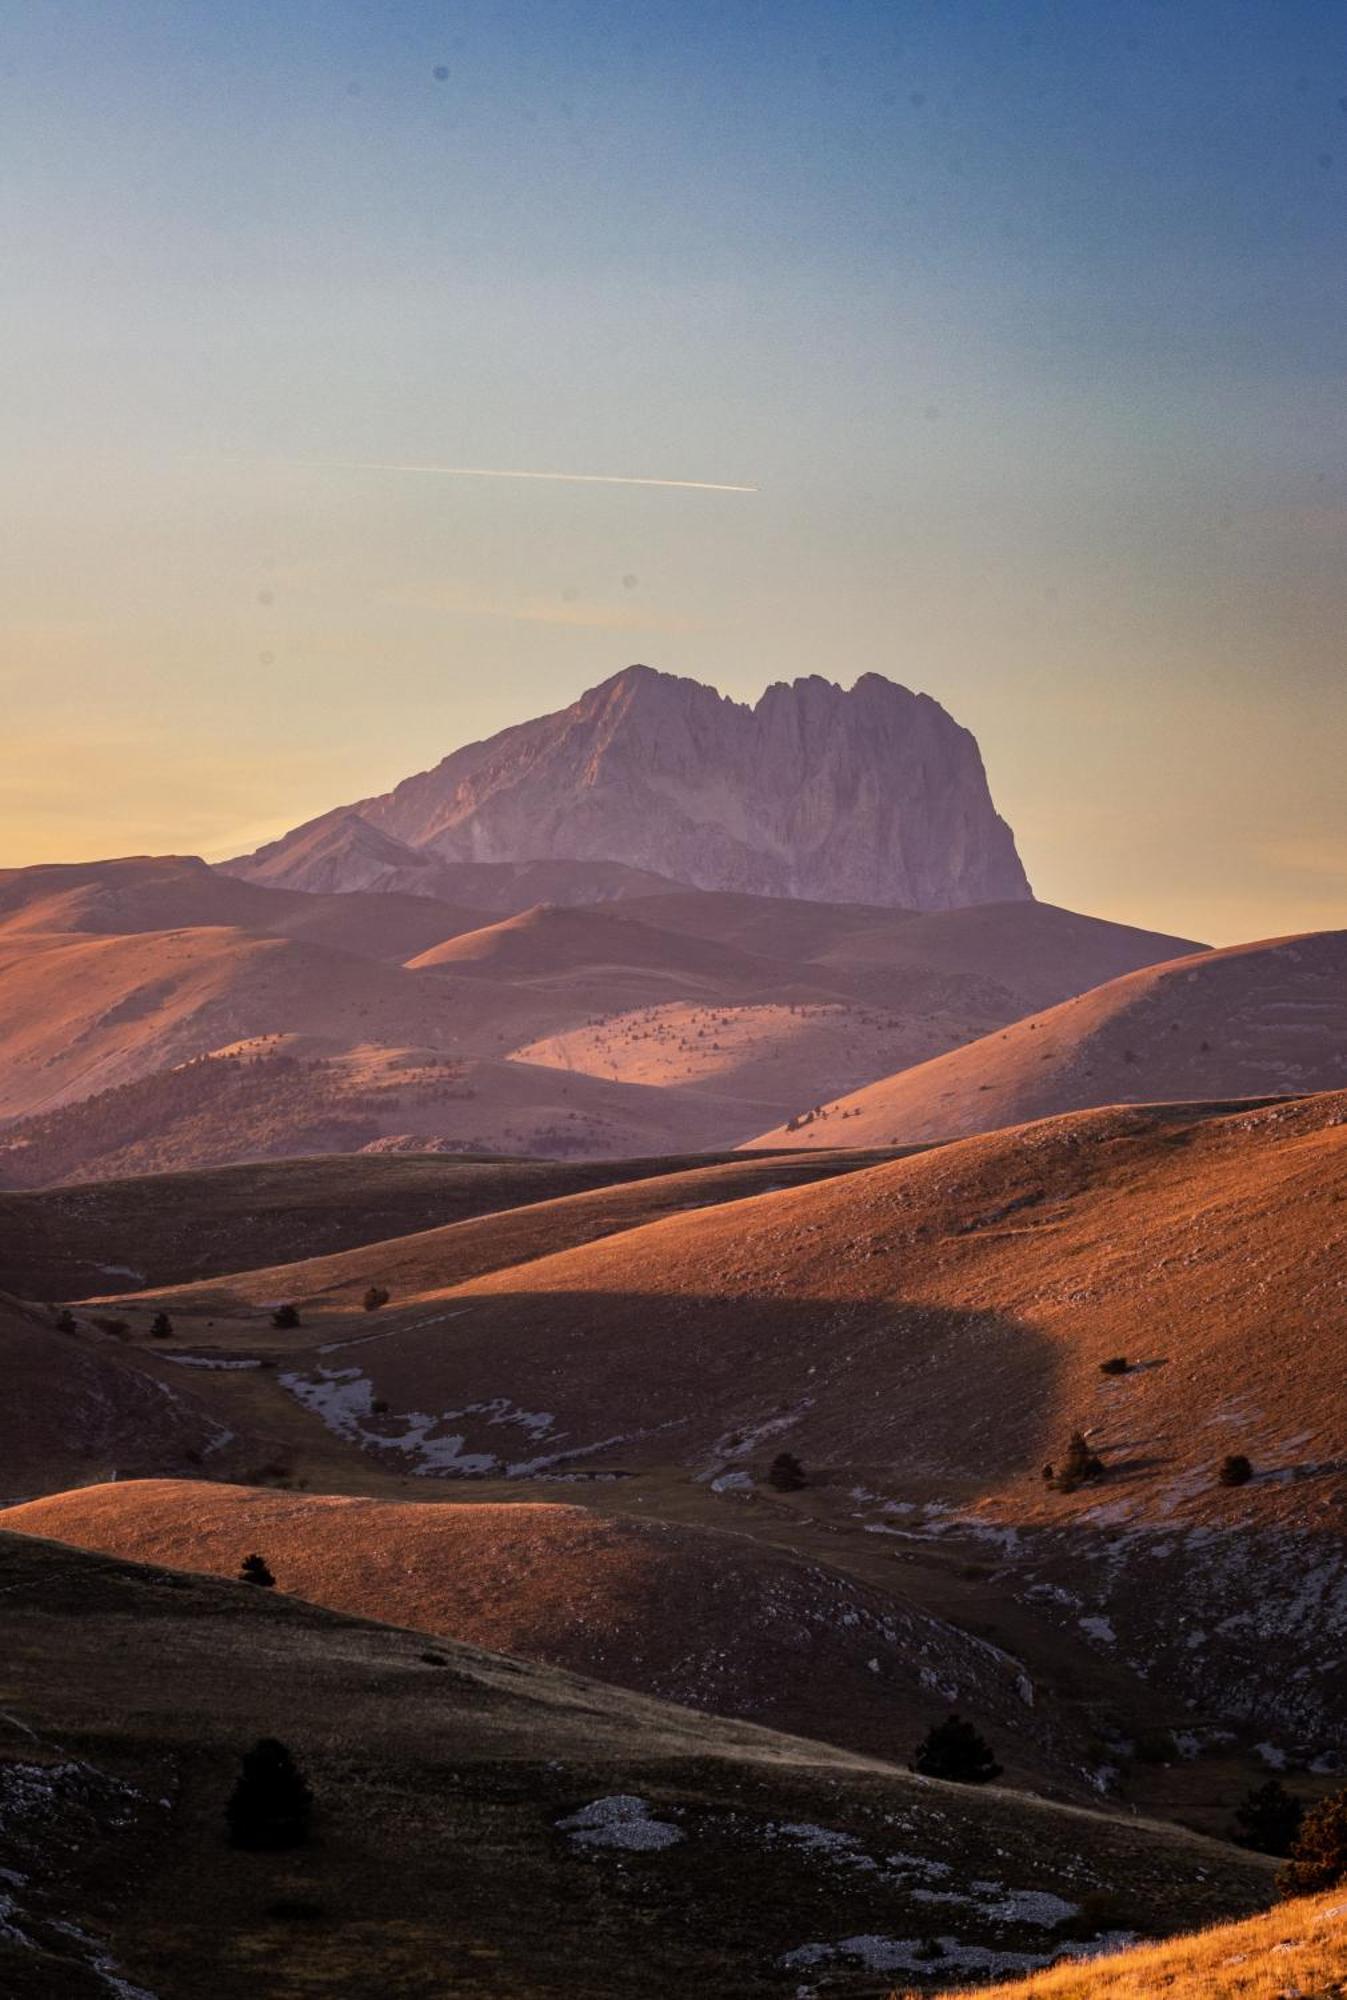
227,666,1031,910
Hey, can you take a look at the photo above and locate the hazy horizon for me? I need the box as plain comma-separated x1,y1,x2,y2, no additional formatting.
3,0,1345,945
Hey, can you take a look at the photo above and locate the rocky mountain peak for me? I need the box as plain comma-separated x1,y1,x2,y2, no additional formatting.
225,666,1031,910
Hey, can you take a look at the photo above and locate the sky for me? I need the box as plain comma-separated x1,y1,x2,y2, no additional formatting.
1,0,1344,943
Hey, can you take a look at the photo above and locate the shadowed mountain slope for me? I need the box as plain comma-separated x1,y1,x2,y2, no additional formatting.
0,1527,1270,2000
0,1478,1062,1778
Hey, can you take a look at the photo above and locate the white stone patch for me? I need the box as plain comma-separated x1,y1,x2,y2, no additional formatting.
781,1936,1056,1977
163,1354,264,1371
1078,1615,1116,1645
556,1795,683,1851
277,1364,577,1476
711,1469,753,1493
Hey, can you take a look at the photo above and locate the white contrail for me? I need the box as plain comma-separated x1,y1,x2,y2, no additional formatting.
295,459,758,494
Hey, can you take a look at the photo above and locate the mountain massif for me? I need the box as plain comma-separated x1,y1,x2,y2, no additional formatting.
226,666,1033,910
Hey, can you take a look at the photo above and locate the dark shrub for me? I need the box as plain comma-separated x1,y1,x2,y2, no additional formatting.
239,1553,275,1588
1099,1356,1130,1376
271,1303,300,1329
1132,1728,1176,1765
1278,1787,1347,1896
1232,1778,1304,1857
150,1311,173,1339
767,1451,808,1492
1053,1889,1136,1940
912,1713,1002,1785
362,1285,390,1312
1219,1453,1254,1487
53,1308,77,1333
225,1738,313,1851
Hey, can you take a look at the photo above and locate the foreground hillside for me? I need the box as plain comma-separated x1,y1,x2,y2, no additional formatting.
0,1528,1270,2000
949,1892,1347,2000
751,930,1347,1148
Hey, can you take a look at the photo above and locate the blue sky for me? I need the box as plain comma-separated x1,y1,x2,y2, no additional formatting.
2,0,1344,937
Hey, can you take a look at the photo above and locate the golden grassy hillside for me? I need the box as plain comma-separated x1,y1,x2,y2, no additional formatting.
940,1890,1347,1999
751,929,1347,1149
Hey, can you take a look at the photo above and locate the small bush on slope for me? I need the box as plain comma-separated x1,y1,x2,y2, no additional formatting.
767,1451,808,1492
225,1737,313,1851
912,1713,1002,1785
1232,1778,1303,1857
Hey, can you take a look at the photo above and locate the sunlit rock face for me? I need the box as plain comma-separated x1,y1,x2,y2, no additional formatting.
230,666,1032,911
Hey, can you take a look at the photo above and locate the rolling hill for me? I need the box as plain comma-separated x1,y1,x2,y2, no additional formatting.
74,1089,1345,1752
0,1146,884,1300
0,1526,1271,2000
0,1478,1070,1781
0,853,1205,1180
749,930,1347,1149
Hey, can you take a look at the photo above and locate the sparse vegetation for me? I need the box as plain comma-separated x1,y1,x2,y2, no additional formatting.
271,1302,301,1329
91,1315,131,1338
766,1450,808,1492
150,1310,173,1338
362,1284,390,1311
912,1712,1002,1785
52,1307,77,1333
225,1736,313,1851
239,1552,276,1588
1279,1786,1347,1896
1231,1777,1303,1856
1218,1452,1253,1487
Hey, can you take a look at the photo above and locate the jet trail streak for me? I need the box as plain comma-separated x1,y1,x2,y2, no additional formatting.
303,460,758,493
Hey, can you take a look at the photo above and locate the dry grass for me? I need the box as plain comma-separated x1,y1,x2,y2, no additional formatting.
935,1890,1347,1998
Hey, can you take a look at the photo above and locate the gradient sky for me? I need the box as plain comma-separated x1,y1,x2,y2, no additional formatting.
2,0,1344,942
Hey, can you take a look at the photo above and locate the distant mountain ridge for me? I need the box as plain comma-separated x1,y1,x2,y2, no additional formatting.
224,665,1031,909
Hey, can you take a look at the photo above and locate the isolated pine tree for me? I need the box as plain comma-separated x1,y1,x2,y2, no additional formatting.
362,1285,390,1312
239,1552,275,1588
225,1738,313,1851
767,1451,808,1492
912,1713,1002,1785
1278,1787,1347,1896
53,1308,77,1333
1054,1430,1104,1490
1232,1778,1303,1857
150,1311,173,1339
271,1303,300,1329
1219,1453,1254,1487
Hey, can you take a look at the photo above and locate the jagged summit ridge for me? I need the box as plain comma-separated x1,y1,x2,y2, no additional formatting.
228,666,1031,910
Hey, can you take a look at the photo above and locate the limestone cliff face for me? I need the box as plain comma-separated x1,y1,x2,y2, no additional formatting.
230,667,1031,910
